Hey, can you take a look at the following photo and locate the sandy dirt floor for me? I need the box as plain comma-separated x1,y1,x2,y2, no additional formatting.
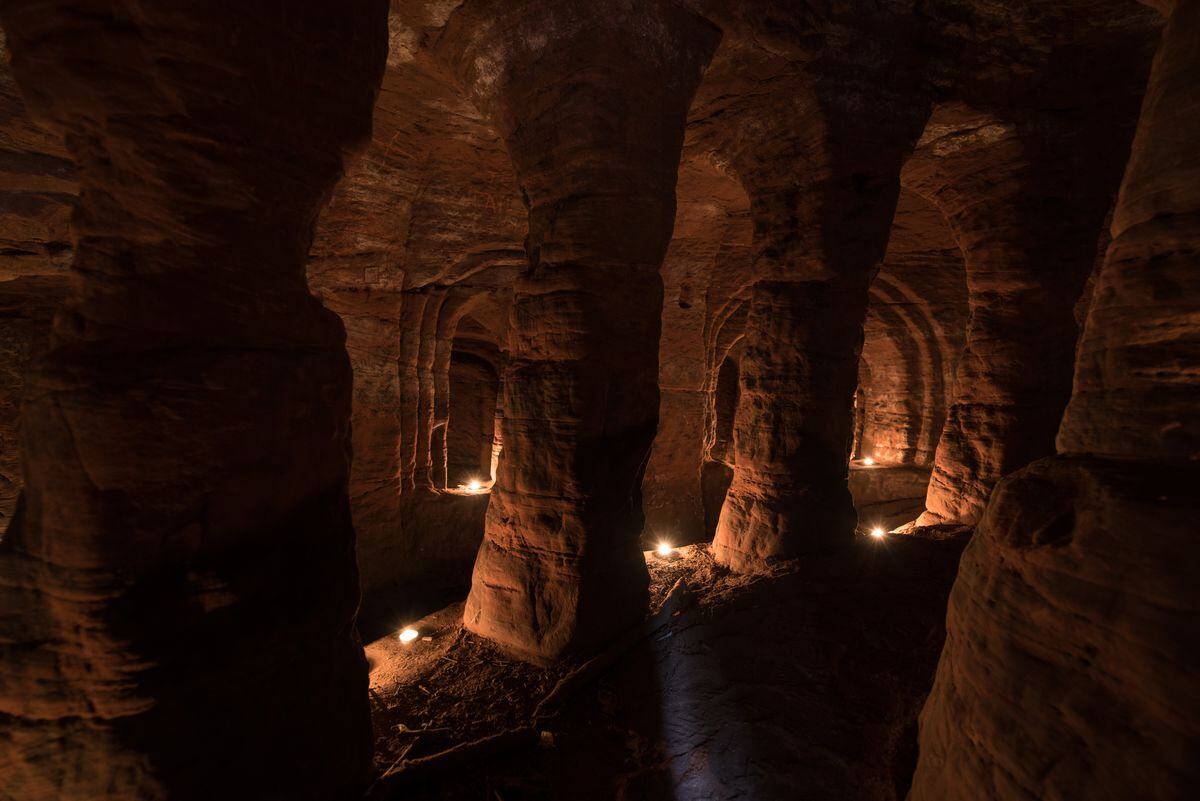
367,526,970,801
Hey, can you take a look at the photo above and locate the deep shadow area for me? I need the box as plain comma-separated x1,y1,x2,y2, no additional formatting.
356,489,490,641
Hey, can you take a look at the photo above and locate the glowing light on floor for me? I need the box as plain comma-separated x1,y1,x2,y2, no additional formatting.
870,527,886,539
467,478,482,491
657,541,673,557
862,457,875,466
399,628,419,644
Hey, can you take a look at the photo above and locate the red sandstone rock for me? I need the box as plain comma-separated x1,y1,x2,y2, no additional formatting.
695,6,932,571
0,0,1194,796
857,190,968,468
0,42,74,534
912,458,1200,801
434,0,721,662
714,279,873,568
904,9,1160,524
306,15,525,615
911,3,1200,799
0,277,63,534
0,2,389,798
641,158,752,547
1057,7,1200,464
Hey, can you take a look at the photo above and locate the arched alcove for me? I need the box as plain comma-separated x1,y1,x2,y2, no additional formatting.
640,154,753,547
857,188,968,468
711,347,740,466
446,314,501,489
702,345,742,539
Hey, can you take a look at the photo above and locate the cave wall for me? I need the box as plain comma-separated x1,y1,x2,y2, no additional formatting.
0,2,389,798
642,157,752,546
857,189,968,468
307,6,526,622
911,2,1199,798
446,341,500,488
431,0,724,664
0,39,73,535
644,182,971,544
903,0,1162,524
0,278,62,534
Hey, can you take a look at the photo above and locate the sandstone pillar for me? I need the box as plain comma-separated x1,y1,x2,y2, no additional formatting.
911,2,1200,798
0,2,387,799
436,0,719,662
710,75,931,571
907,103,1147,525
713,277,871,568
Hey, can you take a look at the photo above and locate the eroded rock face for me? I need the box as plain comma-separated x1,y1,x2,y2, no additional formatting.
0,39,74,534
715,279,874,567
857,190,968,468
0,277,63,534
0,3,388,799
0,3,1193,795
307,21,525,618
1057,6,1200,464
904,3,1161,524
642,157,752,546
696,5,932,571
912,458,1200,800
911,3,1200,799
0,32,73,283
435,0,721,662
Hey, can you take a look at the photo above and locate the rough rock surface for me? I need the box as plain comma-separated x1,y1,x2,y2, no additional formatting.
0,3,388,799
857,191,968,467
904,8,1161,523
1057,1,1200,463
698,3,933,571
911,3,1200,799
714,278,879,569
912,458,1200,801
0,0,1194,797
306,8,524,618
435,0,721,662
643,184,967,545
0,32,72,282
0,277,62,534
0,38,73,533
641,157,752,547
